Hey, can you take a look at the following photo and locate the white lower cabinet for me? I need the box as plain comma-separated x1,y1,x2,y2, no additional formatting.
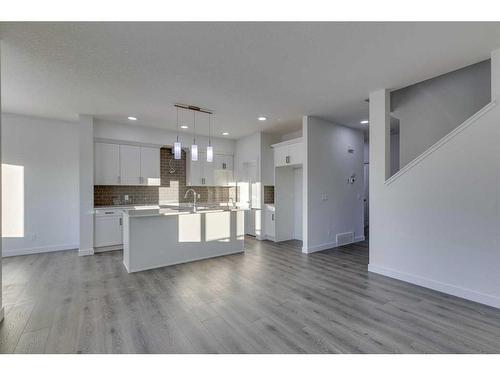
94,210,123,250
245,209,256,236
264,205,275,240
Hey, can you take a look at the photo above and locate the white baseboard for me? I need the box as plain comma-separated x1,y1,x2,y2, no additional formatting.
302,235,365,254
2,243,78,257
303,241,337,253
78,248,95,256
0,306,4,323
368,264,500,309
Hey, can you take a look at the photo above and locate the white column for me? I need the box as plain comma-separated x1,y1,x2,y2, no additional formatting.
301,115,309,253
78,115,94,256
368,89,390,265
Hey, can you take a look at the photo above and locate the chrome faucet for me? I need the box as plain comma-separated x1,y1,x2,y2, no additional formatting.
184,189,197,212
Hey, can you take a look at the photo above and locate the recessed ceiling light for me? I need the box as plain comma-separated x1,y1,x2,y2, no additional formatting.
222,132,229,136
258,116,268,121
180,125,189,129
128,116,137,121
360,120,369,124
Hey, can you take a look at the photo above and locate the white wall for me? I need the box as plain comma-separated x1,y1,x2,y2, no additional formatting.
260,133,280,186
1,113,79,256
368,50,500,308
281,129,302,142
303,116,365,253
392,60,491,167
95,119,235,155
293,167,303,240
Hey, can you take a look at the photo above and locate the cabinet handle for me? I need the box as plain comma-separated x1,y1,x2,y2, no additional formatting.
272,214,274,221
223,162,226,169
285,156,290,164
119,218,123,226
118,175,121,184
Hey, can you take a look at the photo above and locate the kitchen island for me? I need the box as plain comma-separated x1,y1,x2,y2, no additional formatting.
122,207,245,273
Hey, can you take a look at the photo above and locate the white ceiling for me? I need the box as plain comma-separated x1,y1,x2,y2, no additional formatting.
1,22,500,139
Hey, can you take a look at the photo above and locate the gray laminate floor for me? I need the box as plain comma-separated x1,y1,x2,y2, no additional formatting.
1,236,500,353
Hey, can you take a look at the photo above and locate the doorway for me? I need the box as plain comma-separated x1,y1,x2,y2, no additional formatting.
275,165,303,243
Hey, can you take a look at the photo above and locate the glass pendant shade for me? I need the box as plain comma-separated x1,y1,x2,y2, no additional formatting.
174,141,181,160
191,144,198,161
206,145,213,162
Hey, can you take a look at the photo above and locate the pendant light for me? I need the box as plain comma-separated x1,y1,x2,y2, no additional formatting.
191,110,198,161
207,113,213,163
173,106,181,160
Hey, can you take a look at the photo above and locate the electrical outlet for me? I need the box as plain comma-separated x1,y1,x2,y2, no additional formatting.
321,193,328,201
197,194,201,199
124,195,129,201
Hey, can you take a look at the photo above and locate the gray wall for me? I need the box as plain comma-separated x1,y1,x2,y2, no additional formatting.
303,116,364,252
391,60,491,167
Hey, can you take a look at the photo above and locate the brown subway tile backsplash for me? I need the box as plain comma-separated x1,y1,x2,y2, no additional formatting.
264,185,275,204
94,147,236,207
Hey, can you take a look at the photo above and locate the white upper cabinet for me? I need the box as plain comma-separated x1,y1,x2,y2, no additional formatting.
203,154,215,186
187,152,234,186
94,142,161,186
287,141,303,166
186,152,204,186
214,154,233,171
95,142,120,185
272,138,303,167
119,145,142,185
140,147,160,185
274,145,289,167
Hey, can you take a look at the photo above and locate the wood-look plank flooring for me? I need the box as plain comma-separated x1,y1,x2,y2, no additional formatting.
2,236,500,353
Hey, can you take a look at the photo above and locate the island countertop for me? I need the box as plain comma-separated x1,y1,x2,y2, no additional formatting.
122,207,246,273
123,207,247,217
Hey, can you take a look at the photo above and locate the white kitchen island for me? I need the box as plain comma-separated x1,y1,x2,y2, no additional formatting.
122,207,245,273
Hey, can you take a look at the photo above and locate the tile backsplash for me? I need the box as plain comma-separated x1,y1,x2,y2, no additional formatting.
94,147,237,206
264,185,275,204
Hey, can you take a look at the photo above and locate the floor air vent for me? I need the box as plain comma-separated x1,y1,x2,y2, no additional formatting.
336,232,354,246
